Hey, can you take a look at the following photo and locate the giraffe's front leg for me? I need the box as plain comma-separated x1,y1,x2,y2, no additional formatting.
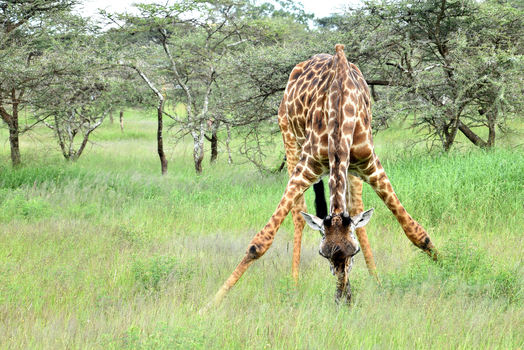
361,155,438,260
206,157,321,308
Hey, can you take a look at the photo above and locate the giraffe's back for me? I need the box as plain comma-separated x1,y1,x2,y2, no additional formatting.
279,50,374,168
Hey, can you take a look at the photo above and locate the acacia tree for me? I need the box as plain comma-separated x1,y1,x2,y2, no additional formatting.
212,6,320,170
33,29,113,160
130,64,169,174
114,0,310,173
452,0,524,148
156,1,253,173
108,1,218,172
0,0,75,165
335,0,524,150
29,15,141,162
98,10,172,174
41,80,110,161
105,0,318,172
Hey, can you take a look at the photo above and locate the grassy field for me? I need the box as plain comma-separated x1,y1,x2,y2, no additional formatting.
1,111,523,349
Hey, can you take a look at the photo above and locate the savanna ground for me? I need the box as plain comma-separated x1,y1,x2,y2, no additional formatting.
1,110,523,349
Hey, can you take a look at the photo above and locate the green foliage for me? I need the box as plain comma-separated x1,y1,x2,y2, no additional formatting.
0,114,522,348
120,323,206,349
0,163,90,189
330,0,524,150
1,0,524,346
132,255,194,291
384,236,522,304
0,191,51,221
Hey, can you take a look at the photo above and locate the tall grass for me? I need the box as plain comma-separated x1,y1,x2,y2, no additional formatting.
0,112,522,349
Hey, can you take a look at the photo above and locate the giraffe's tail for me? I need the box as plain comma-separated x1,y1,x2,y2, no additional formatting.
313,179,328,219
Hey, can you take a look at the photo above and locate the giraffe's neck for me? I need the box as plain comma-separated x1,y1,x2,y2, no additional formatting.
327,45,351,216
327,111,349,215
328,163,348,215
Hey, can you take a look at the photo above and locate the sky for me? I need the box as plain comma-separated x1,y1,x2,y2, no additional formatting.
77,0,363,20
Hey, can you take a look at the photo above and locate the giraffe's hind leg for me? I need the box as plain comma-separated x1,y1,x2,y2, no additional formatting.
360,155,437,259
347,174,380,283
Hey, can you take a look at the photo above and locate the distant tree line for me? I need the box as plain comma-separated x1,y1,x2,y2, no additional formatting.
1,0,522,172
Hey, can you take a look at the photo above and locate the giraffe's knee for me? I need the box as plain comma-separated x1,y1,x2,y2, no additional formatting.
247,243,266,260
292,211,306,229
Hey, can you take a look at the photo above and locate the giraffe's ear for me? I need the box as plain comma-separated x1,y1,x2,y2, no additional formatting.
351,208,374,228
300,211,324,234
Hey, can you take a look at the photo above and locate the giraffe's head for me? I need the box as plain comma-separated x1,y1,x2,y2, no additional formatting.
301,209,374,273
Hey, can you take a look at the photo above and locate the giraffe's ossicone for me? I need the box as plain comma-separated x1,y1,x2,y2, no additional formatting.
205,44,438,309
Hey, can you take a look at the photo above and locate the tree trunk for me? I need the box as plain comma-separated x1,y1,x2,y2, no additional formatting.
194,151,203,173
1,93,22,166
75,129,94,160
442,128,454,152
109,111,114,124
193,140,204,173
370,84,379,102
54,116,68,160
130,66,167,174
210,132,218,164
458,121,489,148
209,119,219,164
8,120,21,166
119,110,124,132
192,122,205,174
486,112,496,147
277,155,286,172
443,133,454,152
157,101,168,175
9,101,21,166
226,123,233,164
442,113,460,152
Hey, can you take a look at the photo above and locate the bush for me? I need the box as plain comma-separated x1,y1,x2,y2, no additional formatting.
384,236,523,305
131,255,193,291
0,191,52,221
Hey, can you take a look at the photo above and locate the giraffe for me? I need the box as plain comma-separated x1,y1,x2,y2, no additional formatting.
210,44,437,306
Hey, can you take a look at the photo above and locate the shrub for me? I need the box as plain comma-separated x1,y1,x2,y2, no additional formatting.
131,255,193,291
384,236,523,305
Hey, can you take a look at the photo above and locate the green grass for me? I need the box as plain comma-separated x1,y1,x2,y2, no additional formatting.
0,111,523,349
